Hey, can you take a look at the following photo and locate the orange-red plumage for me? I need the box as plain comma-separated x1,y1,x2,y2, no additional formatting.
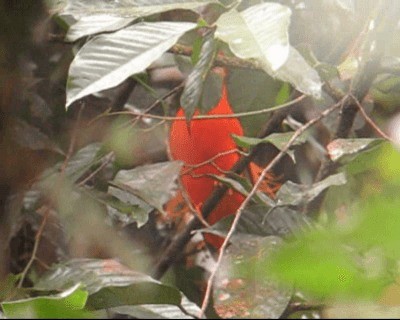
168,76,277,248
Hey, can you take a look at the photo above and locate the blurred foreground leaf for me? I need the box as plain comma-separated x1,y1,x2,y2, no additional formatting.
1,284,92,319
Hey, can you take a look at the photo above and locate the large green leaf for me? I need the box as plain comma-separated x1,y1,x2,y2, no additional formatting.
66,15,134,42
110,300,200,319
34,259,183,309
327,138,383,163
1,284,92,319
232,131,308,160
266,231,390,299
110,161,183,215
275,173,347,207
216,3,321,98
63,0,217,19
64,0,217,41
273,47,322,98
216,3,291,71
66,21,196,107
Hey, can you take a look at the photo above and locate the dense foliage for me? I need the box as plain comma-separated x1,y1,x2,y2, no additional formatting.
1,0,400,318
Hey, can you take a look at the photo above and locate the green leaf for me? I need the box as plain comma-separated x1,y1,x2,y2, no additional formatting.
63,0,218,41
110,299,201,319
266,231,389,299
275,172,347,207
214,235,291,318
34,259,184,310
216,3,291,71
66,21,196,107
110,161,183,215
349,196,400,260
62,0,217,19
232,131,307,160
216,3,322,98
66,15,134,42
180,31,218,121
1,284,92,319
327,138,384,163
107,186,152,228
274,47,322,98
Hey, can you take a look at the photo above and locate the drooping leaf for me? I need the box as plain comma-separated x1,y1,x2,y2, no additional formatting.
214,235,292,319
62,0,217,19
180,31,218,121
275,172,347,207
110,161,183,215
64,0,218,41
34,259,183,309
274,46,322,98
106,186,152,228
216,3,322,98
1,284,92,319
327,138,384,163
64,143,106,182
232,131,307,160
66,15,134,42
216,3,291,71
66,21,196,107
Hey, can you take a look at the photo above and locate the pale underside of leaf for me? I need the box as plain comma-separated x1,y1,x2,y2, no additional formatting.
216,3,291,71
63,0,217,19
216,3,322,98
66,21,196,107
66,15,135,42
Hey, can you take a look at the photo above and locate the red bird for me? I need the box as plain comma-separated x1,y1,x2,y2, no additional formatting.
168,72,277,248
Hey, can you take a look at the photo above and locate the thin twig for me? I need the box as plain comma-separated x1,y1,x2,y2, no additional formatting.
100,95,306,122
17,207,50,288
199,99,344,317
350,93,395,143
77,152,115,187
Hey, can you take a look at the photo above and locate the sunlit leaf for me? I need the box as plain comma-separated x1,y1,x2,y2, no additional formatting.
66,21,196,107
216,3,291,71
63,0,217,19
327,138,383,163
110,297,201,319
216,4,321,97
1,284,91,319
266,231,389,299
348,196,400,260
110,161,183,215
66,15,134,42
